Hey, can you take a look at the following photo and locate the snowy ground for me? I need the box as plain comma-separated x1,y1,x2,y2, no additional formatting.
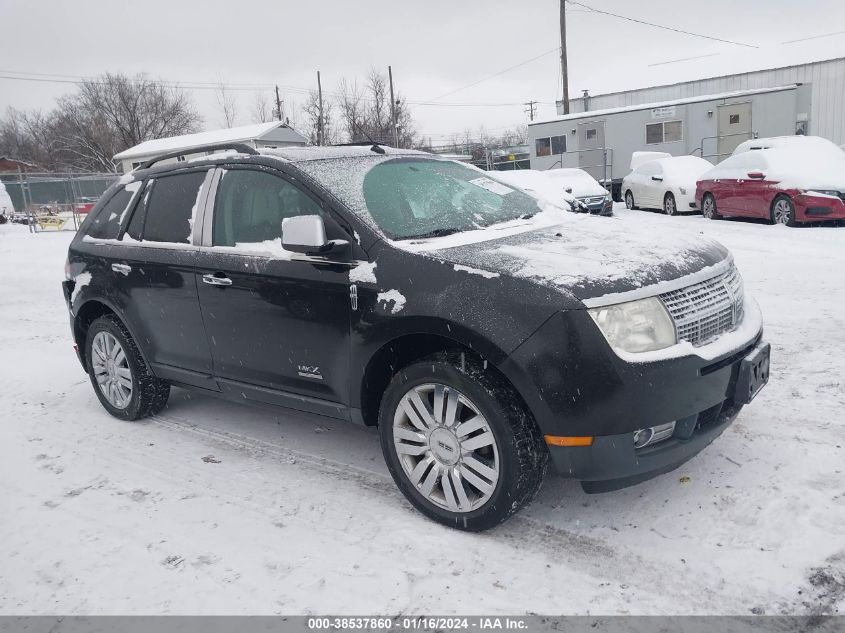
1,207,843,616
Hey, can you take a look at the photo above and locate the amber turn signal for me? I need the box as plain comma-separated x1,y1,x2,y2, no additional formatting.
544,435,594,447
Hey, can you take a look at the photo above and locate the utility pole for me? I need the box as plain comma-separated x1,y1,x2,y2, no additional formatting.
388,66,399,147
560,0,570,114
523,100,538,121
275,85,283,122
316,71,324,146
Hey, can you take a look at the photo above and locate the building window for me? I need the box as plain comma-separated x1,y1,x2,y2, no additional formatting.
535,138,551,157
729,114,740,124
585,128,597,141
646,120,683,144
536,135,566,157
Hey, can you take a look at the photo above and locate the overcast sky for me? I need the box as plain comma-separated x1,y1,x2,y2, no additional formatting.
2,0,845,145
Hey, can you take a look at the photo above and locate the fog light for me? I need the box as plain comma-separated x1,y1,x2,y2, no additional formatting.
633,421,676,449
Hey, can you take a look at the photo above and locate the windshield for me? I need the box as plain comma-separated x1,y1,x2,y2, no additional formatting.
294,155,546,241
360,158,544,239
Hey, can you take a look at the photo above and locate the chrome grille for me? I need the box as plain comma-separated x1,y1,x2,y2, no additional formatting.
659,265,745,346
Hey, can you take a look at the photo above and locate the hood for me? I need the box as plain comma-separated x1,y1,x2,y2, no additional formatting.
410,214,729,302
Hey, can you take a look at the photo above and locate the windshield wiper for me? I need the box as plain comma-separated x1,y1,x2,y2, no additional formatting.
398,227,462,240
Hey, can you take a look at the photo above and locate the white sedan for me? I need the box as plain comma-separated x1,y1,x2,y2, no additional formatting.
622,155,713,216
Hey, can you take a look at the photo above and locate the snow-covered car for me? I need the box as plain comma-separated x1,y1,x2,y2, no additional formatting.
543,168,613,215
696,145,845,226
623,156,714,215
492,169,583,212
63,143,770,531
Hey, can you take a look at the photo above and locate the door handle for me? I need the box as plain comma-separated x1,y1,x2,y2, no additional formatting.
111,263,131,275
202,273,232,286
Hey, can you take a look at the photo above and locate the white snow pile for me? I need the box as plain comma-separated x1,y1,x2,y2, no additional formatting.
453,264,500,278
0,180,15,214
377,289,406,313
543,168,607,197
630,151,671,170
350,261,377,283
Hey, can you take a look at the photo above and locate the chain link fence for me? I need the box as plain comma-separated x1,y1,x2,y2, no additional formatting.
0,170,119,232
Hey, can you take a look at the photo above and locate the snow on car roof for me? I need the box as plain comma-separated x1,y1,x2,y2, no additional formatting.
703,146,845,190
259,145,428,162
113,122,305,160
732,135,843,156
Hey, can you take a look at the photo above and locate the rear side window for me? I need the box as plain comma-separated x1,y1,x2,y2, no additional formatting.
86,185,138,239
141,171,207,243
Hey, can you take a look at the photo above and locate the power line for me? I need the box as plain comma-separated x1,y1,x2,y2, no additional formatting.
566,0,759,49
0,70,549,108
782,30,845,45
648,53,720,67
427,45,562,101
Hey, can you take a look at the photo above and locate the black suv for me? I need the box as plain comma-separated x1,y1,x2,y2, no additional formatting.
63,143,770,531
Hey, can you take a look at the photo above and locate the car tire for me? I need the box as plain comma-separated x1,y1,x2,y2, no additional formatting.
771,195,797,227
702,193,720,220
663,192,677,216
625,190,637,210
378,352,548,531
85,314,170,421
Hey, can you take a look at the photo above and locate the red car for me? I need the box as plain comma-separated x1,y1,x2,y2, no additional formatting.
696,144,845,226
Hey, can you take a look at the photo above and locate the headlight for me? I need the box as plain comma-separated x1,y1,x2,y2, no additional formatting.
588,297,676,353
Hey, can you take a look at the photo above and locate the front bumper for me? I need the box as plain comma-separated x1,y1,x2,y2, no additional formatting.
550,399,742,492
795,194,845,221
577,197,614,216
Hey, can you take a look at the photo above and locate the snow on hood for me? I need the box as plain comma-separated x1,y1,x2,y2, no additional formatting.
400,209,728,302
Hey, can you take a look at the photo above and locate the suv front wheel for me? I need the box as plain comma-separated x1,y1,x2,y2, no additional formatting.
85,314,170,420
379,353,548,531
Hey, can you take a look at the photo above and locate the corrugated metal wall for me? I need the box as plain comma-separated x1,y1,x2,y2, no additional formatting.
568,58,845,145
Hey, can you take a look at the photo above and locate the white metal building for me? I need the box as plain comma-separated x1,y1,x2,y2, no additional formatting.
529,56,845,197
113,121,308,173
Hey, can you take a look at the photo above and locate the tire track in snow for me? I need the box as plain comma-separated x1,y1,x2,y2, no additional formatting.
150,411,777,614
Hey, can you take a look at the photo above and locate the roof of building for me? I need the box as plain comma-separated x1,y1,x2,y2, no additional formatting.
531,84,800,126
113,122,307,161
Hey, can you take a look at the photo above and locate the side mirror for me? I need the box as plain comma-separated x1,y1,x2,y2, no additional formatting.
651,175,664,182
747,171,765,180
282,214,349,256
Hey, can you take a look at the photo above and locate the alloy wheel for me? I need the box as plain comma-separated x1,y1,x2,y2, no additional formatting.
91,331,133,409
392,383,499,513
703,196,715,219
665,195,676,215
625,192,634,209
774,198,792,225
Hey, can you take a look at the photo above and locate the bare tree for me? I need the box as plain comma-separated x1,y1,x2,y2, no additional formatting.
251,91,273,124
0,73,201,172
300,90,338,145
333,68,416,147
214,81,239,128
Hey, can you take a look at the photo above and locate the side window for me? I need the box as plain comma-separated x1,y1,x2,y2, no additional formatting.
125,180,152,241
212,169,323,247
535,137,551,157
86,184,138,239
141,171,207,244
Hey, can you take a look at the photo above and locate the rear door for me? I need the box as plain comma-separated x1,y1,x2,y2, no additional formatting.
736,153,773,218
193,165,357,418
111,169,217,390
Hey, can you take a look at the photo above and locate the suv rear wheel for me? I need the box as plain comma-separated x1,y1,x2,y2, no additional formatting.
379,352,548,531
85,315,170,420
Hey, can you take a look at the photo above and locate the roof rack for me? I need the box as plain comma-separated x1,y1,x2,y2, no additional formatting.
138,143,259,170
